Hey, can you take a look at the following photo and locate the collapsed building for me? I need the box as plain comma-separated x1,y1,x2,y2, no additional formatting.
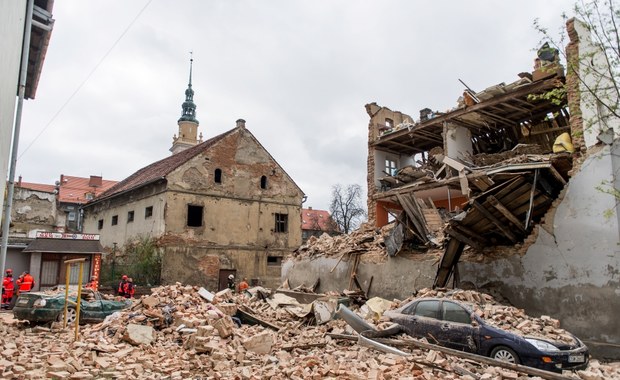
284,18,620,359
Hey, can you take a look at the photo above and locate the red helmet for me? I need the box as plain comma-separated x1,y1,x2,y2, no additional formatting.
5,269,12,274
122,275,128,280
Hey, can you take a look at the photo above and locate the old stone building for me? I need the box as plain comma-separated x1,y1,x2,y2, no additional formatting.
82,62,304,290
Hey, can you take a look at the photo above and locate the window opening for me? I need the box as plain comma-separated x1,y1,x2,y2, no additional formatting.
145,206,153,218
127,211,134,223
187,205,204,227
260,175,267,189
214,168,222,184
385,159,397,176
267,256,282,266
111,215,118,226
97,219,104,230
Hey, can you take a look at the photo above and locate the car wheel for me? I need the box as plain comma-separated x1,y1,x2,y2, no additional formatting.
490,346,520,364
57,307,77,324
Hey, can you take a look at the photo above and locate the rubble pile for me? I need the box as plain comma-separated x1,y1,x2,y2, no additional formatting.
0,284,619,379
400,288,577,345
293,223,391,262
463,144,548,167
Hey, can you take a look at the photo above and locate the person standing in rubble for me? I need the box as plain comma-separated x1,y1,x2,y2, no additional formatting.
122,277,135,298
85,275,98,291
238,277,249,293
118,274,128,297
16,271,35,295
2,269,15,309
227,274,235,292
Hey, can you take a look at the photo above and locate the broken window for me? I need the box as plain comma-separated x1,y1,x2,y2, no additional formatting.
97,219,103,230
385,118,394,128
145,206,153,218
274,213,288,233
267,256,282,266
214,168,222,184
260,175,267,189
111,215,118,226
127,211,134,223
385,159,397,176
187,205,203,227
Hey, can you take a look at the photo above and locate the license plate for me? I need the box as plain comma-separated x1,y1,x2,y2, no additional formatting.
568,354,585,363
17,298,29,305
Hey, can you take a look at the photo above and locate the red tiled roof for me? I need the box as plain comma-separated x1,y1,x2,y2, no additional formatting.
17,181,55,193
94,128,238,201
301,208,336,232
58,175,118,204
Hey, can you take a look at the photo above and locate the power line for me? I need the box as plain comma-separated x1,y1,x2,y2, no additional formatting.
19,0,153,158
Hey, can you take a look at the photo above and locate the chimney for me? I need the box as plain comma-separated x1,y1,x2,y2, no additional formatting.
308,207,312,210
236,119,246,128
89,175,102,188
18,175,22,187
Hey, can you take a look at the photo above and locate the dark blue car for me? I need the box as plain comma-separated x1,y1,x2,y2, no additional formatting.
383,297,589,373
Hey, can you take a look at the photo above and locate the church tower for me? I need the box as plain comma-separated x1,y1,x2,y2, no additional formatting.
170,56,203,154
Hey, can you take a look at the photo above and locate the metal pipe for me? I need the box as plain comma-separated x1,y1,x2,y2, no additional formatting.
334,304,376,334
0,0,35,288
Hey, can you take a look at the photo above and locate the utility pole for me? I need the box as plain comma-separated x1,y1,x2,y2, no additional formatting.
0,0,35,284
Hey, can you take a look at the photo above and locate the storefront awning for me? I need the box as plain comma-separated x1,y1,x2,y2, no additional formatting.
23,238,103,254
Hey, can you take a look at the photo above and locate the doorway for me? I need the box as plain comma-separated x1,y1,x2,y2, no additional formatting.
218,269,236,291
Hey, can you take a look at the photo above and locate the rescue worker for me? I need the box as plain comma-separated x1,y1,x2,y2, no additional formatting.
238,277,249,293
122,277,134,298
85,275,98,291
227,274,235,292
2,269,15,309
118,275,128,297
16,271,34,295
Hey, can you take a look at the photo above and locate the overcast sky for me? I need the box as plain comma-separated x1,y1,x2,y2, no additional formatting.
17,0,571,211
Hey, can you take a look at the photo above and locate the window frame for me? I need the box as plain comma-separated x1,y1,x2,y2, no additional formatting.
111,215,118,226
127,210,135,223
274,213,288,233
97,219,104,230
214,168,222,184
145,206,153,218
260,175,267,189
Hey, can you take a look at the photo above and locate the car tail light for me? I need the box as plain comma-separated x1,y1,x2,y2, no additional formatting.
33,299,46,307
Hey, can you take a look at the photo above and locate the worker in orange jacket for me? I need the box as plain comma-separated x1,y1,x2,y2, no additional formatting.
16,271,35,295
85,275,98,291
2,269,15,309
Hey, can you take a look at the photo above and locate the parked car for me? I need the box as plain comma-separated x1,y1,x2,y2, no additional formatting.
13,289,130,324
383,297,589,373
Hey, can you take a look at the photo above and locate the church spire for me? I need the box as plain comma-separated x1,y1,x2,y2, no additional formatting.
178,53,198,124
171,53,201,155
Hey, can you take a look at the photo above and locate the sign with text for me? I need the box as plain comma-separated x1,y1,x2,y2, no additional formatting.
35,232,100,240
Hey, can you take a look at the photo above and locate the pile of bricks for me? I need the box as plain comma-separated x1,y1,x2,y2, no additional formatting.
293,223,391,261
0,284,618,379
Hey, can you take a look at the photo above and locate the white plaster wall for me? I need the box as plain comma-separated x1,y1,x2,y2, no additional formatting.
0,1,27,227
575,19,620,148
83,194,167,249
444,124,472,162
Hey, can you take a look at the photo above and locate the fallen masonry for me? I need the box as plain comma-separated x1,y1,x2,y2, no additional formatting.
0,284,618,379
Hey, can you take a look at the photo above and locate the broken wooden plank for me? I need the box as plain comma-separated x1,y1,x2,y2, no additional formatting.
445,227,483,251
471,201,518,242
487,195,526,233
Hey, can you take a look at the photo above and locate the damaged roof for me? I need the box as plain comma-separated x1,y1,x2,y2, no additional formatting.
372,77,566,155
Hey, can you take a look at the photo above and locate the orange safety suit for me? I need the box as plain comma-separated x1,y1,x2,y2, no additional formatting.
2,276,14,307
17,273,34,293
